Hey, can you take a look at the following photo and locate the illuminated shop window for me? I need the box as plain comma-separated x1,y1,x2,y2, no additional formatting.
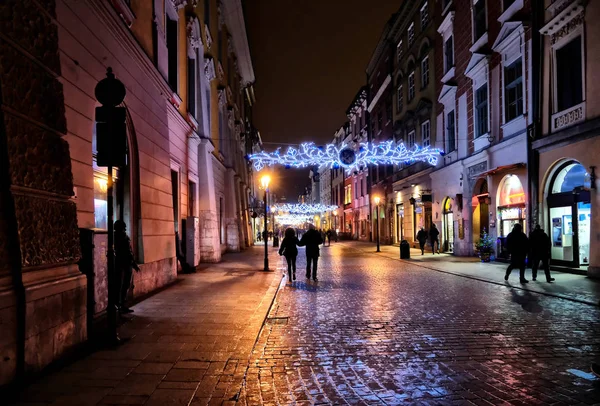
498,175,525,206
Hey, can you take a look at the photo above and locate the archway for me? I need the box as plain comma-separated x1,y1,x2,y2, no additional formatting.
471,178,489,250
496,174,526,259
442,197,454,252
545,160,591,268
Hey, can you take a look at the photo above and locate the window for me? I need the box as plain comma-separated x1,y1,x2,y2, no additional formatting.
187,57,196,117
473,0,487,41
421,56,429,88
188,180,196,216
446,111,456,152
345,185,352,204
407,130,416,147
421,120,431,147
204,0,210,26
556,36,583,112
420,2,429,28
475,84,488,137
355,181,358,199
504,58,523,122
166,16,178,92
397,40,403,64
396,84,403,113
444,36,454,73
408,23,415,47
408,72,415,102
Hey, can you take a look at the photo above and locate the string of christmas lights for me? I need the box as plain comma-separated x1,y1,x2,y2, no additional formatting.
274,214,313,225
248,141,443,172
272,203,339,214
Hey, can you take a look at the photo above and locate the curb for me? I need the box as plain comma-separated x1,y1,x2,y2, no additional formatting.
352,244,600,308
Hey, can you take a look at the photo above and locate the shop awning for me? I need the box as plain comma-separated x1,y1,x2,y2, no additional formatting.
472,163,525,178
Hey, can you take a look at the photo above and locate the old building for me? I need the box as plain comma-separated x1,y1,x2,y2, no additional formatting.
390,0,438,246
430,0,534,257
534,0,600,277
367,18,396,245
331,125,347,233
345,89,371,241
0,0,259,385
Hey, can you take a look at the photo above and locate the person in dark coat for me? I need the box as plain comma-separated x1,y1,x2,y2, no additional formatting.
298,224,323,280
529,225,555,282
416,227,428,255
326,230,332,246
429,224,440,254
505,223,529,283
114,220,140,313
278,228,300,281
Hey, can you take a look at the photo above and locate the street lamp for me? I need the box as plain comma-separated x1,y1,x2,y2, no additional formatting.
261,175,271,271
374,196,381,252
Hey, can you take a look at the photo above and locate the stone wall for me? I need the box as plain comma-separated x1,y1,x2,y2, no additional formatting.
0,0,85,383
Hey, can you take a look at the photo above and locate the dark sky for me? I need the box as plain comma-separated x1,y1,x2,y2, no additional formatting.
244,0,401,199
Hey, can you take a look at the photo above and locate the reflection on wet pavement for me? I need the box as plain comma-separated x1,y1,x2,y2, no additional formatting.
243,243,600,405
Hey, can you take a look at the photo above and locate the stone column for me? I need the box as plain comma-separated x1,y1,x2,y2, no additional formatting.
0,0,83,381
197,139,221,262
225,168,240,252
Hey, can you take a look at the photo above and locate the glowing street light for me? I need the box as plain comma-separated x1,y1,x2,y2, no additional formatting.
260,174,271,271
333,209,338,233
374,196,381,252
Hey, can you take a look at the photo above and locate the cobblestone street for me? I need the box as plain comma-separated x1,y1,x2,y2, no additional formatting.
8,242,600,405
244,242,600,405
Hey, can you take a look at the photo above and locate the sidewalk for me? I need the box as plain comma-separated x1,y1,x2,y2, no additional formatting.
9,246,284,406
344,240,600,307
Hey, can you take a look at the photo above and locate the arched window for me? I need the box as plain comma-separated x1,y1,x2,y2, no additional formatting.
550,162,590,194
498,175,525,206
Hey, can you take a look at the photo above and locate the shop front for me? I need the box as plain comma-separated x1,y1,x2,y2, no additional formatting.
442,197,454,252
545,161,591,268
496,174,527,259
396,203,404,243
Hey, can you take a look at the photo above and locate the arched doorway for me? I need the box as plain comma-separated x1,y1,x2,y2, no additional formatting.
471,179,489,250
496,174,526,259
442,197,454,252
396,203,404,243
546,161,591,267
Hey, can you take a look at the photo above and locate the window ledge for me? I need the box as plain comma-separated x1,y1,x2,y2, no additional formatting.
111,0,136,27
441,67,456,83
551,101,586,132
170,92,182,109
473,134,490,152
187,112,199,131
469,32,489,53
498,0,524,24
502,114,526,137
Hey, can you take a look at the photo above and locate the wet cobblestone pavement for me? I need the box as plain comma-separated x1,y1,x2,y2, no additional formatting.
241,243,600,405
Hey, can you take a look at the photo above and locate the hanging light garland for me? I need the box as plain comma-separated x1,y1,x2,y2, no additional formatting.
274,214,313,225
248,141,443,172
272,203,339,214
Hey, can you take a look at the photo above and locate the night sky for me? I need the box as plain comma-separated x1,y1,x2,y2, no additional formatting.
244,0,401,200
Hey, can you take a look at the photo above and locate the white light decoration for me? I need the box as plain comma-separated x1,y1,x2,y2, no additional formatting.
275,214,312,225
272,203,339,214
248,141,443,172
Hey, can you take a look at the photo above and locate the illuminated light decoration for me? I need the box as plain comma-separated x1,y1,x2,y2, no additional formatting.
275,214,313,225
272,203,339,214
248,141,443,173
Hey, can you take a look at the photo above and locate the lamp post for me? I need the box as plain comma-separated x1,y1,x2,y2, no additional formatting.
261,175,271,271
374,196,381,252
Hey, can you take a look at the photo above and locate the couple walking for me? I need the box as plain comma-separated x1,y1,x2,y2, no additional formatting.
416,224,441,255
278,224,323,281
505,223,555,283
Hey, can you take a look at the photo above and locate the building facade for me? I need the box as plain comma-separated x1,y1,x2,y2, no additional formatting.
390,0,439,246
0,0,259,385
534,0,600,277
367,19,396,245
430,0,534,257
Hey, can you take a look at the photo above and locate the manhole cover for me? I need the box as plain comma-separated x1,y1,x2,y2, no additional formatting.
367,324,385,329
225,270,255,277
266,317,289,325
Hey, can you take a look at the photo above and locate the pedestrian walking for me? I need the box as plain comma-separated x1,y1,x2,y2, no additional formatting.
529,224,555,282
298,224,323,281
326,229,332,246
416,227,428,255
504,223,529,283
278,228,300,281
114,220,140,313
429,224,440,254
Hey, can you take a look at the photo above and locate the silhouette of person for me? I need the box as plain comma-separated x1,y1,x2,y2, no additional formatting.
298,224,323,281
429,224,440,254
278,228,300,281
505,223,529,283
416,227,428,255
114,220,140,313
529,224,555,282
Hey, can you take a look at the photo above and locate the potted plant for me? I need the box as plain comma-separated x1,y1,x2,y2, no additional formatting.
476,230,495,262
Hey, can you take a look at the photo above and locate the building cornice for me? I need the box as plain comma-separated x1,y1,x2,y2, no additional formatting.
221,0,255,86
367,75,391,113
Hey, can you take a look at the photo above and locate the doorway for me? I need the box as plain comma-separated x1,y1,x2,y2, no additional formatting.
396,203,404,242
472,179,489,249
442,197,454,252
546,161,591,268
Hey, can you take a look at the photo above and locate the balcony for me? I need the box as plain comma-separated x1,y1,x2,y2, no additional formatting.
551,102,585,132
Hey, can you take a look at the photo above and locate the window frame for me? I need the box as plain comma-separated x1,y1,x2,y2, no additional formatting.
444,36,454,74
474,83,489,138
397,39,404,65
408,71,416,102
420,2,429,29
472,0,487,43
552,31,585,114
421,120,431,147
503,58,523,123
446,110,456,153
407,129,416,147
396,83,404,113
408,22,415,47
421,56,429,89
